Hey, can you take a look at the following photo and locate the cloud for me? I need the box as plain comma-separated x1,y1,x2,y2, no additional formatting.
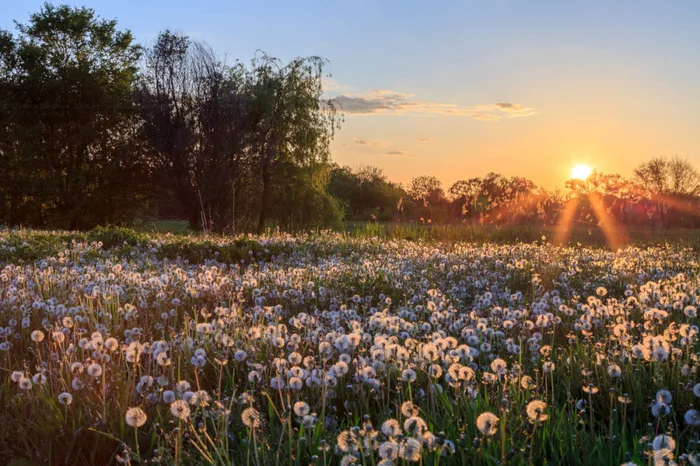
417,138,433,143
352,137,385,147
494,102,519,110
385,150,415,159
333,90,537,121
473,113,502,121
334,94,399,114
322,77,340,92
492,102,538,118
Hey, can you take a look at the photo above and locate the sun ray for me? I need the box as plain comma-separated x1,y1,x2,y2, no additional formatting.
553,197,580,246
587,192,629,250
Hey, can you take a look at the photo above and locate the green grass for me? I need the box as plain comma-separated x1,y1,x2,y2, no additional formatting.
342,221,700,248
131,219,191,234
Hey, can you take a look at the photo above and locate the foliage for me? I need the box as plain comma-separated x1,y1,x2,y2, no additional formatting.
634,156,700,197
135,31,251,232
246,53,342,232
0,3,150,229
328,165,407,221
1,5,344,233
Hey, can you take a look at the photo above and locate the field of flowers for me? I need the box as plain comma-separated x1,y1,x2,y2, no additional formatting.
0,229,699,466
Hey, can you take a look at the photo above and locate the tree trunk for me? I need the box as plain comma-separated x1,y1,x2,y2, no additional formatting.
257,160,270,234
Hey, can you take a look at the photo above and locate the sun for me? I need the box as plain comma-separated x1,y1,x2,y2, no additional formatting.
571,164,593,181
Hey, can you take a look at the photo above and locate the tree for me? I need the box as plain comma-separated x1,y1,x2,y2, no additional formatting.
246,54,341,233
135,31,252,232
409,175,448,223
447,174,536,223
633,156,700,227
449,178,482,220
0,3,147,229
269,161,345,230
565,171,630,198
449,179,481,202
327,165,406,221
634,156,700,197
409,176,444,206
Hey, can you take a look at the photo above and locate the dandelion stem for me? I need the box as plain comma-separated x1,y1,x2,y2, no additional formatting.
529,421,538,464
134,427,140,461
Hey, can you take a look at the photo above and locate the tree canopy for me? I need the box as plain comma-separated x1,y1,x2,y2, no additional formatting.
0,3,147,229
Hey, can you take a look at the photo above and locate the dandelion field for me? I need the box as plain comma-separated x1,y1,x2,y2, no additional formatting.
1,229,699,466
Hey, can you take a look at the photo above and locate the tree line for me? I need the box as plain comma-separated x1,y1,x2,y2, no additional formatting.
1,4,698,233
0,3,342,232
329,156,700,229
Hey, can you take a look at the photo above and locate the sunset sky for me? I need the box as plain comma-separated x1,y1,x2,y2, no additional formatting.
3,0,699,190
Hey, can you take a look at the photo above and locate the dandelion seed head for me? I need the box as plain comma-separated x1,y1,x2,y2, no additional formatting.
476,412,499,436
125,407,147,428
242,407,261,429
170,399,190,420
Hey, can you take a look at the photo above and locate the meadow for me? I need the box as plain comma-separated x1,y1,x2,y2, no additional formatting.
1,227,699,466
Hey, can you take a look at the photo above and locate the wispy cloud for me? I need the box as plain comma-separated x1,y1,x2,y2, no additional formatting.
340,137,414,158
492,102,537,117
353,137,386,147
333,90,536,120
417,137,434,143
322,77,340,92
386,150,415,159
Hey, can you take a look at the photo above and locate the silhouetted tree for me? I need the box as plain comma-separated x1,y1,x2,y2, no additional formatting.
633,157,700,228
135,31,252,231
409,176,448,222
634,156,700,197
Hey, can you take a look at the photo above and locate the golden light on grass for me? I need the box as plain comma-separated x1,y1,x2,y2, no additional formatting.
571,164,593,181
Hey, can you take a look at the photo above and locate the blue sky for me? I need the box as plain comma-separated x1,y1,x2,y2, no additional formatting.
2,0,699,189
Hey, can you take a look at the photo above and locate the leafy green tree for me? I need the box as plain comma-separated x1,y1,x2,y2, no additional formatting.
246,54,341,233
449,178,482,220
328,165,406,221
0,3,147,229
270,161,345,230
409,175,445,206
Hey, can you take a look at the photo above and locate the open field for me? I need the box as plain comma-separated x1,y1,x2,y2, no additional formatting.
343,222,700,248
0,228,699,465
124,219,700,249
